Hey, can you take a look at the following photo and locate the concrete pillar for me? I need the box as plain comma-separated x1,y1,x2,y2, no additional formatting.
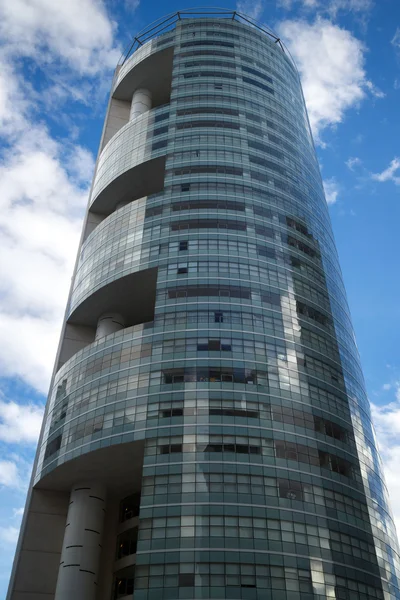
55,483,107,600
95,313,125,340
129,88,152,121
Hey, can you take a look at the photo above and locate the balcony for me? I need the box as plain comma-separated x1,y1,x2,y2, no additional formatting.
69,200,157,318
113,566,135,600
113,39,174,106
90,105,168,215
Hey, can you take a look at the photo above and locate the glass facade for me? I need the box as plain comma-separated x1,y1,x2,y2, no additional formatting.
8,11,400,600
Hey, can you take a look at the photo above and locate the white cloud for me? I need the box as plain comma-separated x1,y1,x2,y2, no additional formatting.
0,0,121,75
372,158,400,186
278,18,380,143
68,146,96,183
0,114,91,391
323,178,339,205
346,156,362,170
392,28,400,52
0,526,19,545
0,57,28,137
0,399,43,444
0,461,21,488
279,0,373,16
327,0,373,17
236,0,265,20
124,0,140,10
0,0,109,394
0,453,34,493
365,80,385,99
278,0,321,8
0,508,24,552
371,390,400,533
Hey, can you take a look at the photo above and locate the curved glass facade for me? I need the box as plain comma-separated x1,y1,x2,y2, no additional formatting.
8,12,400,600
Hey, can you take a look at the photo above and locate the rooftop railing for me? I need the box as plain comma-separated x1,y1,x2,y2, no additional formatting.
118,7,296,71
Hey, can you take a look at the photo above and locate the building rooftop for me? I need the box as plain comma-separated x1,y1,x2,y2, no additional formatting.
119,7,295,68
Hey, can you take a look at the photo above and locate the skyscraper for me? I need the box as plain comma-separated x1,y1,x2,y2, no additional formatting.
7,9,400,600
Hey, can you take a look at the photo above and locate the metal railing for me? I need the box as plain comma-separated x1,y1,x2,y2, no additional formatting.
118,8,296,70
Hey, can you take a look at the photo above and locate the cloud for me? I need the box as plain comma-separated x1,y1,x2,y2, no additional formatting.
0,0,121,75
236,0,265,20
0,57,29,137
0,507,24,556
323,178,339,205
0,113,91,391
278,0,319,9
371,390,400,533
392,28,400,53
279,0,373,16
327,0,373,17
0,0,108,394
124,0,140,10
0,452,34,493
278,18,381,143
364,80,385,99
0,526,19,545
0,399,43,444
0,461,21,488
346,156,362,170
371,158,400,186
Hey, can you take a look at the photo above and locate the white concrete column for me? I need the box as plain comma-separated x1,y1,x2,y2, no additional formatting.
129,88,152,121
95,313,125,340
55,483,107,600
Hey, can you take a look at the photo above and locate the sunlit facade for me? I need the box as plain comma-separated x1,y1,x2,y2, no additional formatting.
7,10,400,600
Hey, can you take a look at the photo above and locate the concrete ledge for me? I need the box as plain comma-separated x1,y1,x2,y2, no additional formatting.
118,516,139,535
67,267,158,328
114,554,136,572
113,46,173,107
90,155,166,215
36,440,145,494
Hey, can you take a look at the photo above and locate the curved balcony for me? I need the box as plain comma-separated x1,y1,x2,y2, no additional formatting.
34,438,145,496
44,321,151,427
57,199,158,369
118,516,139,535
115,524,137,570
78,199,147,271
113,35,174,104
90,105,169,214
112,564,135,600
66,266,157,329
36,322,151,484
70,201,154,316
114,554,136,572
37,320,365,477
67,195,158,331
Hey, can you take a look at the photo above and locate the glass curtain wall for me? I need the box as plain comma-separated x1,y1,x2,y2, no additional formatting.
25,14,400,600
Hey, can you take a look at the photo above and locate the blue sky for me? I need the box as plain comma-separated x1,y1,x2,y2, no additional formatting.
0,0,399,594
